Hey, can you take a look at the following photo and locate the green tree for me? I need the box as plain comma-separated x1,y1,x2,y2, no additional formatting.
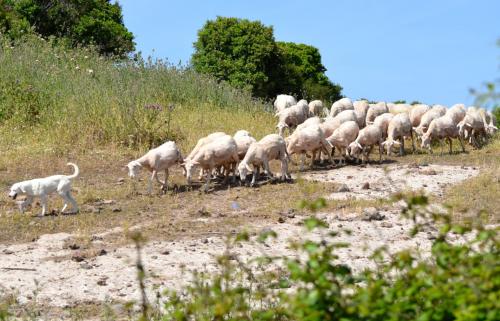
192,16,342,101
0,0,30,38
192,16,278,98
276,41,342,102
7,0,134,56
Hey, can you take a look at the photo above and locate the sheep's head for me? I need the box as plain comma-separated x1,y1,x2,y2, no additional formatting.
420,133,431,149
347,141,362,157
276,122,288,137
413,126,424,137
237,162,252,182
382,140,401,155
487,125,498,135
126,161,142,179
183,160,199,185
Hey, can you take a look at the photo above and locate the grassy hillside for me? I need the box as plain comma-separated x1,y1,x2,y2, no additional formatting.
0,35,275,154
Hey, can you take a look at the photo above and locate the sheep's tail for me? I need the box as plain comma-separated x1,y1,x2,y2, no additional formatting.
66,163,79,180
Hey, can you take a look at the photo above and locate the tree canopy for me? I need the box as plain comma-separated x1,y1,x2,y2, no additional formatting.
1,0,134,56
192,16,342,101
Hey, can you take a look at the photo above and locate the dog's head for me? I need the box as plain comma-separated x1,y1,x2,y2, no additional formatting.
126,160,142,179
8,183,22,200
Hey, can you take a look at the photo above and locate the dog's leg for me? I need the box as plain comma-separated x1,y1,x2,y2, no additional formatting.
40,195,48,216
163,169,169,191
20,196,33,213
66,192,78,213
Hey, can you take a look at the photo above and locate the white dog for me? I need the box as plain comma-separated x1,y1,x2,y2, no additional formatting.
8,163,80,216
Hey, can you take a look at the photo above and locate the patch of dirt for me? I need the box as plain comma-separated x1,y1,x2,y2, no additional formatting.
301,164,480,200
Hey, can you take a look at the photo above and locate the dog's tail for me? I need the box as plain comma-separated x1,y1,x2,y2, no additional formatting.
66,163,79,180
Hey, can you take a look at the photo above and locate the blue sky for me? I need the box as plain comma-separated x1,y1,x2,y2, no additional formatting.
119,0,499,106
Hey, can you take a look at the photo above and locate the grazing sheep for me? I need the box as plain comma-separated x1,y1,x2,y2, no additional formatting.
233,130,257,160
366,102,389,125
353,100,370,128
382,113,415,156
421,115,465,155
326,121,359,165
296,116,322,131
127,141,183,193
330,97,354,117
276,103,309,137
457,110,486,148
477,108,498,136
308,100,324,117
237,134,289,186
388,103,411,114
286,125,333,171
184,132,227,178
431,104,448,115
321,110,358,138
445,103,466,125
414,107,447,137
347,124,384,164
409,104,431,127
467,106,478,114
274,94,297,113
373,113,394,138
184,135,239,191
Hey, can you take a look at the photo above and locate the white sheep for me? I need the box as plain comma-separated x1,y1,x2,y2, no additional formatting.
414,107,447,137
388,103,411,114
326,121,359,165
184,132,227,179
431,104,448,115
409,104,431,127
421,115,465,155
382,113,415,156
233,130,257,160
296,116,322,132
321,110,358,138
308,100,324,117
477,108,498,136
237,134,289,186
330,97,353,117
373,113,394,138
274,94,297,113
445,103,466,125
457,110,486,148
286,124,333,171
184,135,240,191
353,100,370,128
276,103,309,137
366,102,389,125
127,141,183,193
347,124,384,164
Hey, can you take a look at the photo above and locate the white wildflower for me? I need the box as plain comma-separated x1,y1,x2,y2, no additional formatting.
87,69,94,74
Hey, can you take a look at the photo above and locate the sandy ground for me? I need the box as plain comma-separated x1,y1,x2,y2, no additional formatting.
0,164,480,315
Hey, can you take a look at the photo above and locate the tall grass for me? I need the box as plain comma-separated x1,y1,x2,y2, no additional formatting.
0,35,275,152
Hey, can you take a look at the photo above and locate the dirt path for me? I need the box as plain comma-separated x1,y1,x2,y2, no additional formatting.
0,163,481,316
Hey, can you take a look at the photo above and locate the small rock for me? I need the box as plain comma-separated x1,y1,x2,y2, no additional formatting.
161,250,170,255
117,178,125,183
2,249,14,255
71,253,85,262
80,263,93,270
202,239,209,244
380,222,393,228
68,244,80,250
361,182,370,189
278,217,285,223
197,207,210,217
337,224,343,228
151,255,158,259
362,207,385,221
97,278,107,286
98,249,107,256
407,163,419,169
335,184,350,193
102,200,115,205
346,175,353,179
111,207,122,213
420,169,437,175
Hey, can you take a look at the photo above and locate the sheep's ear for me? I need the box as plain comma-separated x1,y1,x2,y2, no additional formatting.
245,164,252,171
393,141,401,147
356,142,362,149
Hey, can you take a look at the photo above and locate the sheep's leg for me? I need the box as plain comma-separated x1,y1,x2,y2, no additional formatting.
250,167,258,186
458,135,465,152
447,137,453,154
231,162,237,184
439,139,445,156
400,139,405,156
311,150,317,168
263,158,273,178
378,143,383,163
203,168,211,192
148,170,157,194
300,153,305,171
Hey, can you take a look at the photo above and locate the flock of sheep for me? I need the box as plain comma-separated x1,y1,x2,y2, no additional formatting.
127,95,498,193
